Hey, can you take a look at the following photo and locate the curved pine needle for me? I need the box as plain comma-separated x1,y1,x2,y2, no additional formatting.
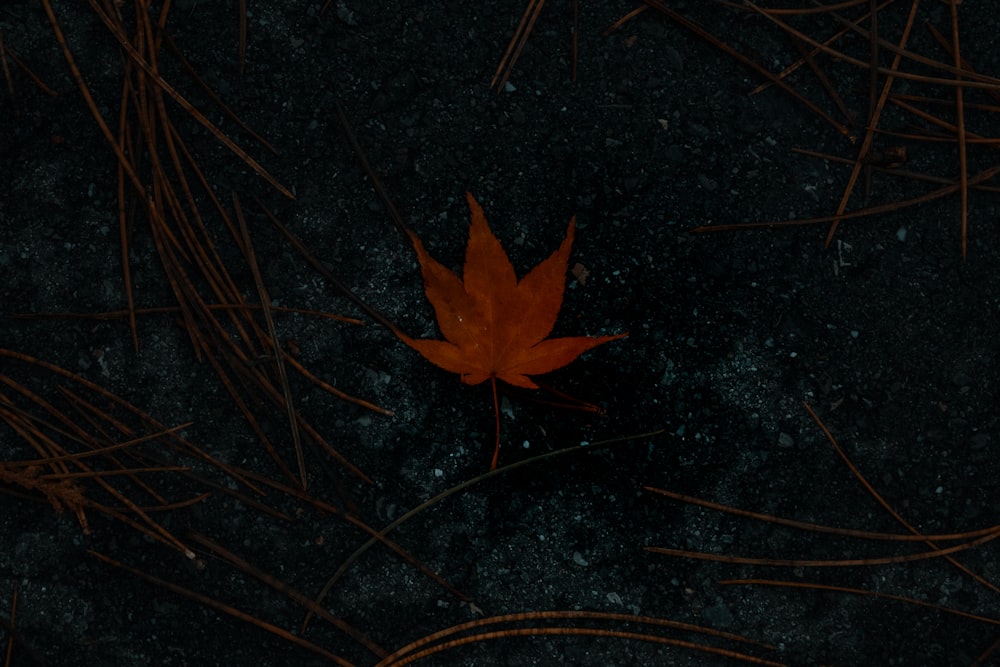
88,551,354,667
721,579,1000,627
378,611,782,667
303,429,664,632
804,402,1000,596
225,465,470,611
646,529,1000,568
645,486,1000,543
386,628,783,667
744,0,874,14
187,532,387,658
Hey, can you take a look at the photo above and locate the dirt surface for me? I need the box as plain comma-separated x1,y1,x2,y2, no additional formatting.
2,2,1000,666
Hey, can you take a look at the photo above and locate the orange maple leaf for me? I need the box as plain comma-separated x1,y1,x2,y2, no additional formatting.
397,192,626,468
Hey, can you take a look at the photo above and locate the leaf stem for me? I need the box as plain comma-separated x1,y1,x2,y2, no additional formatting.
490,376,500,470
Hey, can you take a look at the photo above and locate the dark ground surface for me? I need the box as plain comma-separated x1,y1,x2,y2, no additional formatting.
2,1,1000,665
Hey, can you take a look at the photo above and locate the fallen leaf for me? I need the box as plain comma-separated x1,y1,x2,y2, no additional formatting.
397,192,626,468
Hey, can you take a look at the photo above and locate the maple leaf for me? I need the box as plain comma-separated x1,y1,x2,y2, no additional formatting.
397,192,626,468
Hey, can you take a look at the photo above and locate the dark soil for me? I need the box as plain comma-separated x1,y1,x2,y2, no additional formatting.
2,2,999,666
